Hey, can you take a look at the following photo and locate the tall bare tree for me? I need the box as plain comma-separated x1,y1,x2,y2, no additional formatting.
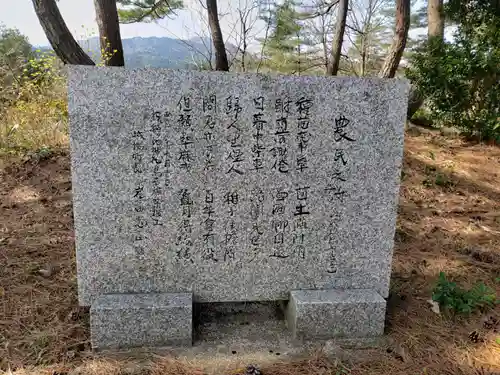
346,0,393,76
206,0,229,71
427,0,444,40
234,0,260,72
32,0,95,65
304,0,335,72
94,0,125,66
378,0,410,78
327,0,348,75
297,0,344,73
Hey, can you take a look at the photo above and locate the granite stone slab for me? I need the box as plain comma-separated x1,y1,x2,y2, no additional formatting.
68,66,409,305
90,293,193,349
285,289,386,339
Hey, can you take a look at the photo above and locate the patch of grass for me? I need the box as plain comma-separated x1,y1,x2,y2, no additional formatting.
0,85,68,156
422,165,455,189
0,52,68,158
432,272,497,315
435,172,455,188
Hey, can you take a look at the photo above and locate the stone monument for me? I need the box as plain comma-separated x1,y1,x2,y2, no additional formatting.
67,66,409,350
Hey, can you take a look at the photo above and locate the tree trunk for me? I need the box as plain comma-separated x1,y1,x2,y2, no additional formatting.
94,0,125,66
32,0,95,65
327,0,348,76
239,10,247,72
321,34,328,73
206,0,229,71
427,0,444,40
360,35,366,76
407,0,444,120
378,0,410,78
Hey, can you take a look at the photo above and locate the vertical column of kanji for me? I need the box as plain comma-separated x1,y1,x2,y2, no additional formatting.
251,96,266,172
150,111,166,227
163,110,173,192
270,188,289,259
291,186,310,260
175,189,195,263
201,94,218,263
202,189,217,262
294,97,313,172
224,96,244,175
223,191,239,261
291,96,314,261
222,95,244,262
248,96,267,262
174,94,195,264
269,96,291,260
271,96,291,174
202,94,217,172
177,95,194,172
323,115,356,274
249,187,264,262
131,129,147,257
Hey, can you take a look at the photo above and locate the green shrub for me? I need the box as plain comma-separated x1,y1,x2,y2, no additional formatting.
432,272,497,315
406,0,500,141
0,51,68,155
0,25,34,111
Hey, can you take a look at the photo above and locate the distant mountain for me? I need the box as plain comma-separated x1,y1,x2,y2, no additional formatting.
80,36,212,68
37,36,226,69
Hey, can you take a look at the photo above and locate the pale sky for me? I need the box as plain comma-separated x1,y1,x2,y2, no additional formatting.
0,0,431,56
0,0,265,46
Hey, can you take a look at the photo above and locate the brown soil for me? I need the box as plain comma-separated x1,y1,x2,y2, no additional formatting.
1,131,499,374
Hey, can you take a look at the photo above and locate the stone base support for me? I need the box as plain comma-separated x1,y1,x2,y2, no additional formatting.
90,293,192,350
286,289,385,340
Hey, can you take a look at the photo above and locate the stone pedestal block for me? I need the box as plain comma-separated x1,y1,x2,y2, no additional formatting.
286,289,386,340
90,293,193,350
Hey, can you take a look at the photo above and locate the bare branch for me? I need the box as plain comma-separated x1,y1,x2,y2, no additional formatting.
346,24,363,34
316,0,339,17
256,1,272,73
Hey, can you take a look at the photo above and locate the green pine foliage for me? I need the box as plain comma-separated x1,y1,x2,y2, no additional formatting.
260,0,302,73
259,0,318,74
118,0,183,24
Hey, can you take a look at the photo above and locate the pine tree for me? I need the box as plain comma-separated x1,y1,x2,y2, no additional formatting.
260,0,307,74
117,0,183,23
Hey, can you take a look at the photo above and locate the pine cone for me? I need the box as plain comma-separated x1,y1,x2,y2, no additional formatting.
245,364,262,375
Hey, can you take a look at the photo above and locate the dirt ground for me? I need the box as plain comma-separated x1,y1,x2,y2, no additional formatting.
1,130,499,374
